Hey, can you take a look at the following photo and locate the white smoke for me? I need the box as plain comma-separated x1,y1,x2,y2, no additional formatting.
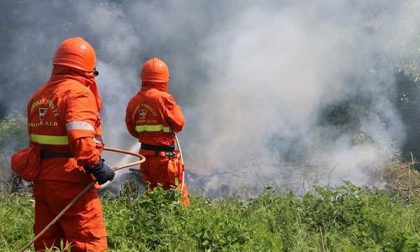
3,0,420,194
186,1,415,191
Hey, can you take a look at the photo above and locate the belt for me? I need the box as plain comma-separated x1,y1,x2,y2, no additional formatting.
40,150,72,159
140,144,175,152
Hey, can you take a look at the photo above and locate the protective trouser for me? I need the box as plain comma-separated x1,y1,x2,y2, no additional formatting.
33,181,107,252
140,150,190,207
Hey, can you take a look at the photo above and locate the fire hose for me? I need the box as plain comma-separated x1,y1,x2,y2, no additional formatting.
18,146,145,252
174,134,185,191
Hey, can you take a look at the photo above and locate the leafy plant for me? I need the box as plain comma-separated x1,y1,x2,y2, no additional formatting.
0,114,28,193
1,183,418,251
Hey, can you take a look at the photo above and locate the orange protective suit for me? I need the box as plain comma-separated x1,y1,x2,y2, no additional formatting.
125,58,189,207
27,39,108,251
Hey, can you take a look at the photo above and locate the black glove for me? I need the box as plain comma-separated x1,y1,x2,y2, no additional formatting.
84,158,115,185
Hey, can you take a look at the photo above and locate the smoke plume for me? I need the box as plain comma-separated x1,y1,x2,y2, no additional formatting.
2,0,420,194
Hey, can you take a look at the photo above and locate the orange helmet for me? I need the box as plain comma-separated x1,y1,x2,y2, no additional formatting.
53,37,96,72
140,58,170,82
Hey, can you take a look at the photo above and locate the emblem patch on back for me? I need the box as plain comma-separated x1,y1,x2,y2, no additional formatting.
39,108,48,121
139,109,147,119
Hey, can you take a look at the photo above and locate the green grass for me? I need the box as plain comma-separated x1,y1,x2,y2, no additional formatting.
1,183,419,251
0,193,34,251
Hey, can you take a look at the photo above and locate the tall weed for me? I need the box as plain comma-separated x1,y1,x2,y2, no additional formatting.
0,184,418,251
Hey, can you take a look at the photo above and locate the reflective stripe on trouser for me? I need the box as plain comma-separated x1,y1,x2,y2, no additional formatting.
31,134,69,145
135,124,170,133
33,181,108,251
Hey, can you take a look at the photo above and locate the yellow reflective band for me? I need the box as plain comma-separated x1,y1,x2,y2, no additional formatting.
31,134,69,145
135,125,170,133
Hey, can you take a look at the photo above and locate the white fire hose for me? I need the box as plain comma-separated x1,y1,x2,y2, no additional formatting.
174,134,185,191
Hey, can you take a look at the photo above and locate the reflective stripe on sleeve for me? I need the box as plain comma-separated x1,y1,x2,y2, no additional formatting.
65,121,95,131
135,125,171,133
31,134,69,145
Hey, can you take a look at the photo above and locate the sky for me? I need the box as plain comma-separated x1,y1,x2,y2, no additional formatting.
1,0,420,194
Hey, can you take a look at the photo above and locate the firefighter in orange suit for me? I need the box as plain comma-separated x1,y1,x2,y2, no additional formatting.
27,37,114,251
125,58,190,207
